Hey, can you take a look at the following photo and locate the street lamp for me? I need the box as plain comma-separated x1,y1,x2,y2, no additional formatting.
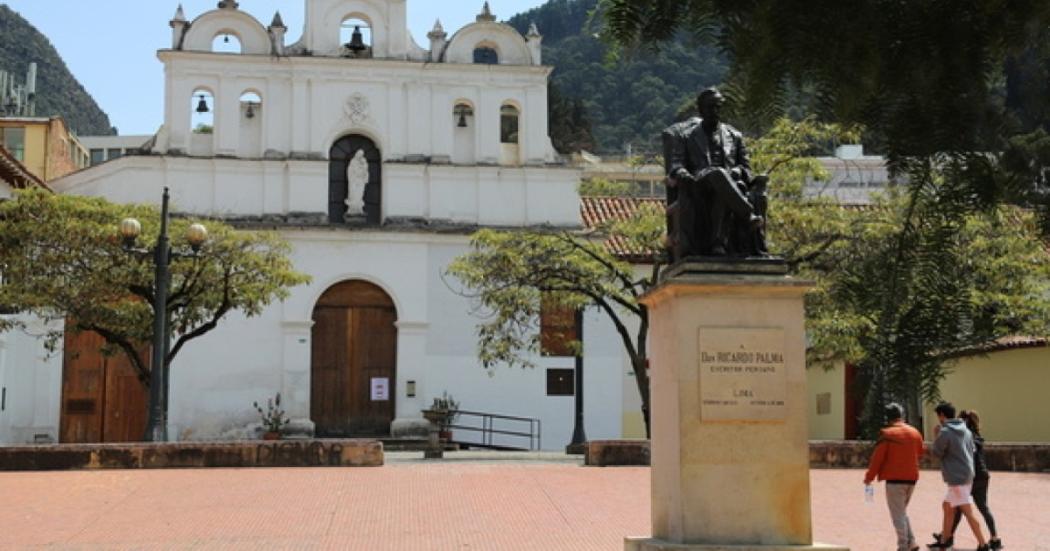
566,308,588,454
119,188,208,442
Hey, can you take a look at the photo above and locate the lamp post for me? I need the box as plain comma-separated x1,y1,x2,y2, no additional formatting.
119,188,208,442
566,308,588,455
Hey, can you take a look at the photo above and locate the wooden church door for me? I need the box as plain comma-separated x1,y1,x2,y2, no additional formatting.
60,330,148,443
311,280,397,437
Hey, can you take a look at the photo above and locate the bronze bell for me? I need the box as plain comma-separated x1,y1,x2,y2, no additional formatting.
195,94,210,114
458,112,468,128
347,25,367,52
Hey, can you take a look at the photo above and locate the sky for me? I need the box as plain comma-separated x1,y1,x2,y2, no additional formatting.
4,0,546,135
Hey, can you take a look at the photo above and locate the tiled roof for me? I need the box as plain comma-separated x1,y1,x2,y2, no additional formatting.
580,196,665,262
0,146,48,191
949,335,1049,358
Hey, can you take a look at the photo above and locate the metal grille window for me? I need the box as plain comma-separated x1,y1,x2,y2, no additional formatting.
546,369,574,396
473,47,499,65
500,105,519,144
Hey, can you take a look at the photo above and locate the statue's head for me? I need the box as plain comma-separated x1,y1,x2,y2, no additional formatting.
697,87,725,124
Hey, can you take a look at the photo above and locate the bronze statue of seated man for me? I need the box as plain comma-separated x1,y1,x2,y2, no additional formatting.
662,88,769,260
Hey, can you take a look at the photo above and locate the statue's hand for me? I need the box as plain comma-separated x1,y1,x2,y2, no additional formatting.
671,168,693,185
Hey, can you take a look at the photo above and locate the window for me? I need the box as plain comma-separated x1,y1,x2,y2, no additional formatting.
1,127,26,161
546,369,575,396
540,296,577,357
500,105,519,144
817,393,832,416
473,47,499,64
90,149,105,165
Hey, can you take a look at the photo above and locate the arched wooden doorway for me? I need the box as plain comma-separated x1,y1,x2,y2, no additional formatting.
329,135,382,225
311,280,397,437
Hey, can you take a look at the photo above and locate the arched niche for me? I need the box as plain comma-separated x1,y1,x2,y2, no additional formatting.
329,135,382,225
444,23,534,65
182,10,271,55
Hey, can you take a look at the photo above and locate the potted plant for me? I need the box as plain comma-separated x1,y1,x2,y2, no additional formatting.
253,392,289,440
424,392,460,441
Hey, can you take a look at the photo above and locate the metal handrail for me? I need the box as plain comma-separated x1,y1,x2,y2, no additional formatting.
447,409,542,451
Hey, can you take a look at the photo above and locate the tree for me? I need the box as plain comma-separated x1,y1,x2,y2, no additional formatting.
599,0,1050,211
797,182,1050,436
0,189,311,390
447,219,663,436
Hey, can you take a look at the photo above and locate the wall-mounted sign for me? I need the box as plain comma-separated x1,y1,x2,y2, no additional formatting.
370,377,390,401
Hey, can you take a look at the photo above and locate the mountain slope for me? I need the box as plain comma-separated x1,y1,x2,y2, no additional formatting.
0,4,113,136
509,0,727,155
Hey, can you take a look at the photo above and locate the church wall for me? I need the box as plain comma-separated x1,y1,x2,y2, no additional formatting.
156,53,556,166
53,157,581,228
156,232,627,449
0,316,63,444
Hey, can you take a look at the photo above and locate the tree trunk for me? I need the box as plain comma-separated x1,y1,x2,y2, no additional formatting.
632,356,651,438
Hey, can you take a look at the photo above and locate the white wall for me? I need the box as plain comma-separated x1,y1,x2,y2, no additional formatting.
0,316,63,445
52,156,581,228
156,53,556,166
158,231,629,450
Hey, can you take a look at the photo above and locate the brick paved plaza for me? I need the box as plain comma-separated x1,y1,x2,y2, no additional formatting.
0,453,1047,550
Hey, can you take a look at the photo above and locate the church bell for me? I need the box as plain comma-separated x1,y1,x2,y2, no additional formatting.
196,95,210,114
347,26,367,53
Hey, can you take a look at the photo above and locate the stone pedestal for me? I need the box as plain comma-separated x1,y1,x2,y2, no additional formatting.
627,263,847,551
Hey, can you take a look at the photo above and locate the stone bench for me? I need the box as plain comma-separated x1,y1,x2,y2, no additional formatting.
585,439,651,466
588,440,1050,472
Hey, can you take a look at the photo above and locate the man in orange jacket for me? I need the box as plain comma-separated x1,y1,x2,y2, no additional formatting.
865,403,925,551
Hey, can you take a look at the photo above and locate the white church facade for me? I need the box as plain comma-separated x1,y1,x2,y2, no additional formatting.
0,0,644,448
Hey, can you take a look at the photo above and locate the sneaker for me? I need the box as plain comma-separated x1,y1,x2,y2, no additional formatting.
977,545,991,551
989,538,1003,550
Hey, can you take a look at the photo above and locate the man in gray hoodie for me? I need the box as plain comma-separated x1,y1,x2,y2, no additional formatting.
928,402,989,550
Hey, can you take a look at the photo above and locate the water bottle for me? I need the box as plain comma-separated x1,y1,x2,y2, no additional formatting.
864,484,875,504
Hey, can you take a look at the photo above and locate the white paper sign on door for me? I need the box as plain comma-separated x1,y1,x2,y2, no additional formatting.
370,377,390,401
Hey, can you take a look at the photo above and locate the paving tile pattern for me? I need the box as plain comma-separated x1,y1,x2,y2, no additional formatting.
0,464,1046,550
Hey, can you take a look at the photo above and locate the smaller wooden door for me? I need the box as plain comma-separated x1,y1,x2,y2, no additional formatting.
60,331,148,443
311,281,397,437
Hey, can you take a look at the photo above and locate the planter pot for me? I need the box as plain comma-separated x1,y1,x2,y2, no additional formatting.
263,431,281,441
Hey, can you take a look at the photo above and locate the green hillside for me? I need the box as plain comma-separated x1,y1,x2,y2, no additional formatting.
0,4,113,136
508,0,727,155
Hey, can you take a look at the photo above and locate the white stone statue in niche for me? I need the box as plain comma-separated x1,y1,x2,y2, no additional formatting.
345,149,369,217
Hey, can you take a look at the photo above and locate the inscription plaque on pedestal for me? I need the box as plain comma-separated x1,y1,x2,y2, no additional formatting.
697,327,787,422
